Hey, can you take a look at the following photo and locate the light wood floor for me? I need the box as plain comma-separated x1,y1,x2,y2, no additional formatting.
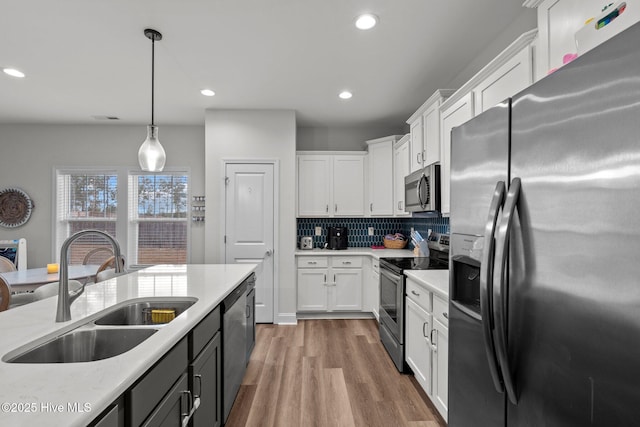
225,319,446,427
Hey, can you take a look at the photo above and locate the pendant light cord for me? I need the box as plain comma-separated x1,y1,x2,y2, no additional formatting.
151,36,155,126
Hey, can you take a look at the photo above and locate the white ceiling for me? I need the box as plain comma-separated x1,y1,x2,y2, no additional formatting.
0,0,527,127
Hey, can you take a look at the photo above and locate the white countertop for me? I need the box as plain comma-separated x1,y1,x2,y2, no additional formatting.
405,270,450,300
295,247,415,259
0,264,256,427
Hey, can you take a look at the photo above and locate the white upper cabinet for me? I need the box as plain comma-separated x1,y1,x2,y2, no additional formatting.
393,135,411,217
297,153,365,217
297,155,331,216
366,135,403,217
333,155,366,216
440,93,474,216
407,90,455,174
472,45,534,114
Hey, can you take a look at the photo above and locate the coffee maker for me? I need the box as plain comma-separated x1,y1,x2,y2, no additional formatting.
326,226,348,250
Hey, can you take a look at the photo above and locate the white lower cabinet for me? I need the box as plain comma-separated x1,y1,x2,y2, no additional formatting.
297,256,362,312
405,278,448,422
405,297,432,395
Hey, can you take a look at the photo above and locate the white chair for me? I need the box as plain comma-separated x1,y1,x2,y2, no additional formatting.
0,276,35,310
0,256,17,273
32,280,84,301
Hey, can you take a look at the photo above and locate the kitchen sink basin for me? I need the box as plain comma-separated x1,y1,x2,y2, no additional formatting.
94,298,197,326
7,328,158,364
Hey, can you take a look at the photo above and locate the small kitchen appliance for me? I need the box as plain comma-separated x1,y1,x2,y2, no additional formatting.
326,226,348,250
299,236,313,250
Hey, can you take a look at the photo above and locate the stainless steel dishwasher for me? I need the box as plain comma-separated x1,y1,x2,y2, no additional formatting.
222,278,248,423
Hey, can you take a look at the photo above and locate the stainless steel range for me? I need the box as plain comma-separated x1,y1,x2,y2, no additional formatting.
379,234,449,372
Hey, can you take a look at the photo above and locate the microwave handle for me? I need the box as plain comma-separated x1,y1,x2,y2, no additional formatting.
417,173,428,209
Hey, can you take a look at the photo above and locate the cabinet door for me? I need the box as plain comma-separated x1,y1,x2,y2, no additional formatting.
432,319,449,422
297,155,331,216
440,93,474,215
409,118,424,173
297,268,328,311
406,297,433,396
191,332,222,427
142,373,189,427
422,102,441,166
368,142,394,216
333,156,365,216
473,46,533,114
331,269,362,311
393,139,410,216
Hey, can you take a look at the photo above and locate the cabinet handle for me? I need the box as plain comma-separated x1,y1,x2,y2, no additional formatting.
342,261,351,265
430,329,437,352
370,203,373,212
194,374,203,398
423,322,429,339
400,201,403,210
247,304,251,318
398,201,401,210
324,274,327,285
308,261,317,265
411,290,420,297
181,390,194,427
335,204,338,213
417,153,422,164
443,312,448,319
326,204,329,213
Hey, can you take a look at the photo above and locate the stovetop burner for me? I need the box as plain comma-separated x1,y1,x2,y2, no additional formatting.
379,254,448,275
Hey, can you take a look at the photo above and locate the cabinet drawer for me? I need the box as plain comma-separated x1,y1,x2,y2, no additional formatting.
191,306,221,358
406,279,432,313
331,257,362,268
433,295,448,327
297,257,328,268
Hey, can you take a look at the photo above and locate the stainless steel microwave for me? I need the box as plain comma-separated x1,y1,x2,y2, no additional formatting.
404,164,441,212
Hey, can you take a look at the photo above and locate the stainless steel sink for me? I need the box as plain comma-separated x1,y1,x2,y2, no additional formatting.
94,299,197,326
7,328,158,364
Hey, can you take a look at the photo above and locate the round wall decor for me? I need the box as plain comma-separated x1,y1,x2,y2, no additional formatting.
0,188,34,228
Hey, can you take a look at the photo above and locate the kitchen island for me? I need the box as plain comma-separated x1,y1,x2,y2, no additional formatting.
0,264,256,427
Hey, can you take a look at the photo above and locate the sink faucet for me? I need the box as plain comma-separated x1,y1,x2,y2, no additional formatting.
56,230,123,322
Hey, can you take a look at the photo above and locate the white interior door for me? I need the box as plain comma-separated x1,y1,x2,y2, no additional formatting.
225,163,274,323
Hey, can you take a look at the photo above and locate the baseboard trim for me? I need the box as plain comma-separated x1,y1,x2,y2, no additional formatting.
275,312,298,325
296,312,376,320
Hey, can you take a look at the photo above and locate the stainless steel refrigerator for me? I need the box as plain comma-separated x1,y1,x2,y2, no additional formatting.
448,21,640,427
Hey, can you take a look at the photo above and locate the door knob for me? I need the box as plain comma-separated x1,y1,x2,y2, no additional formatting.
265,249,273,256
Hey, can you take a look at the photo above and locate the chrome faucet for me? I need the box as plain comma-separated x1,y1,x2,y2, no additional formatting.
56,230,123,322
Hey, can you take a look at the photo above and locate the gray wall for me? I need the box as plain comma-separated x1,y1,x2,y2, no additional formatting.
296,124,406,151
446,8,537,89
0,124,205,268
204,109,297,324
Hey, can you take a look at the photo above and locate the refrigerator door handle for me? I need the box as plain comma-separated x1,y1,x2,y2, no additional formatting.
480,181,506,394
493,177,521,405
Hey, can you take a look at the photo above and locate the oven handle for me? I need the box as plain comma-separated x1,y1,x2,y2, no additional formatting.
380,267,402,285
480,181,506,394
493,177,520,405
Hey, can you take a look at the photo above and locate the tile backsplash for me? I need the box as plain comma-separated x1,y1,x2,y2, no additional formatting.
297,216,449,249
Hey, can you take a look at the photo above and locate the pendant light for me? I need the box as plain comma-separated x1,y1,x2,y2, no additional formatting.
138,28,166,172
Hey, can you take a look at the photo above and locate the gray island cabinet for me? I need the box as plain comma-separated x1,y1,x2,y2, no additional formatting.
0,264,256,427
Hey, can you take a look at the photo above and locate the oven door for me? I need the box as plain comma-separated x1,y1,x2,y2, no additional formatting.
379,266,404,344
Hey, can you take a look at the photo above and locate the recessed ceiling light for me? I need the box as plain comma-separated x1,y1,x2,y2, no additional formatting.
3,68,25,78
339,91,353,100
355,14,378,30
201,89,215,97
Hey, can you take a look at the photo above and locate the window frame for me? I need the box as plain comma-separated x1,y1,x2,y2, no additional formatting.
52,166,191,268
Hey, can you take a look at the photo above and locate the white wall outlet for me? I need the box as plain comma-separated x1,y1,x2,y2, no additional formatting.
368,227,374,236
315,226,322,236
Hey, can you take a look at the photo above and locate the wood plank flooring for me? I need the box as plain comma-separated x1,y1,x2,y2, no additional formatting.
225,319,446,427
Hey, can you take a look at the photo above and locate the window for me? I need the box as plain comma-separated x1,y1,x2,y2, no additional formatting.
128,173,189,265
55,168,190,267
55,171,118,264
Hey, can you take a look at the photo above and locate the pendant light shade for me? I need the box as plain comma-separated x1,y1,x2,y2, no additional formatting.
138,28,166,172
